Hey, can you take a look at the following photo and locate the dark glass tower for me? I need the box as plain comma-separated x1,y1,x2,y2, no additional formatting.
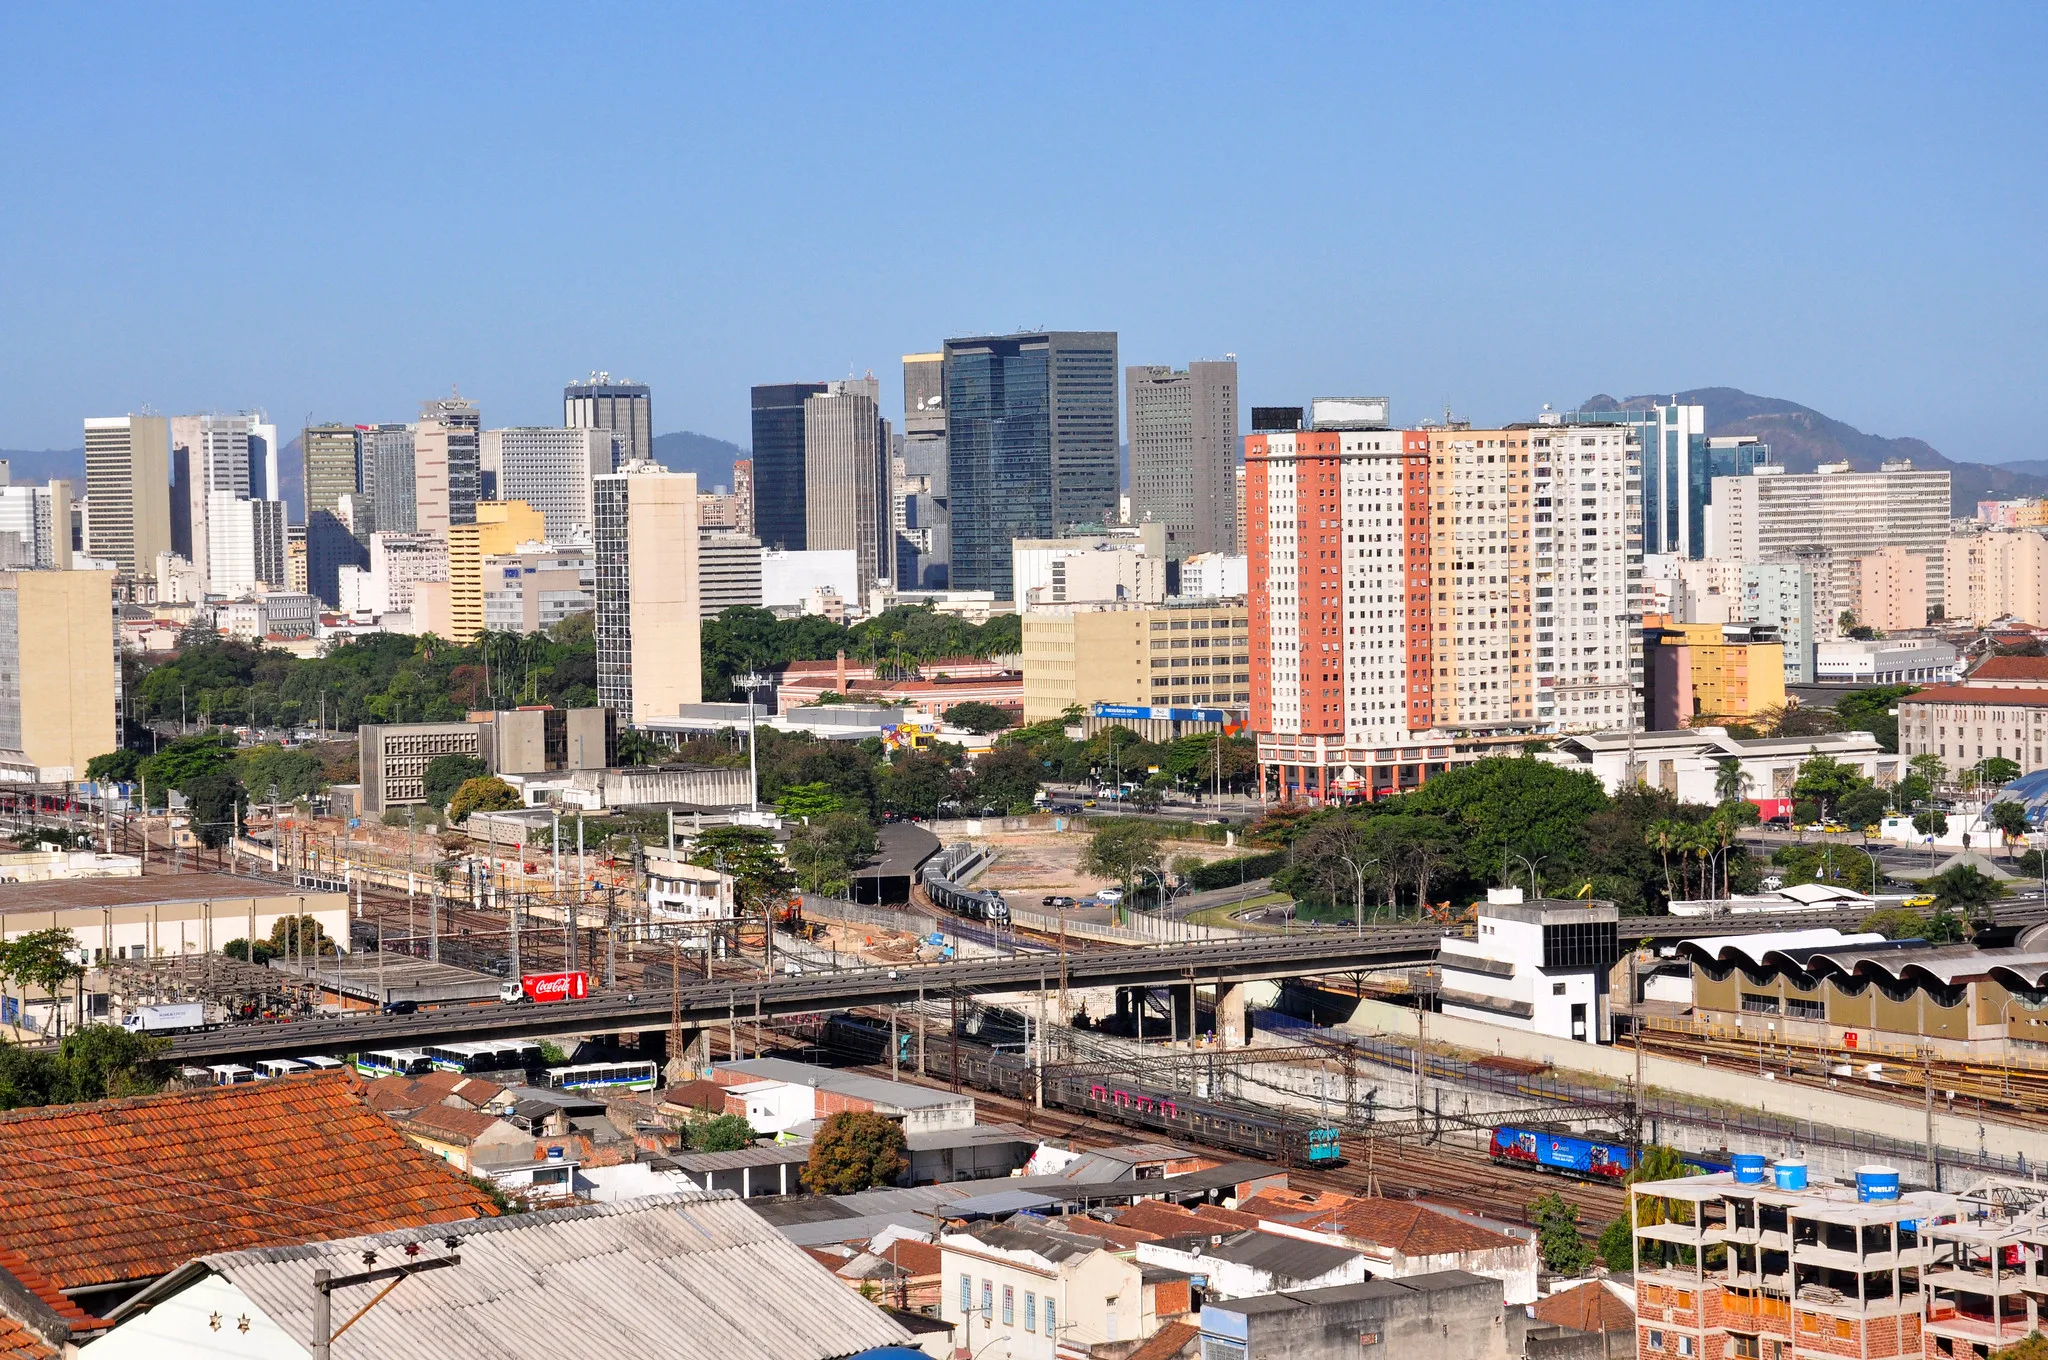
750,382,827,551
943,331,1118,597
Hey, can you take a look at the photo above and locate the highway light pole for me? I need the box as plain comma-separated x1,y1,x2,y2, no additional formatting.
738,670,769,814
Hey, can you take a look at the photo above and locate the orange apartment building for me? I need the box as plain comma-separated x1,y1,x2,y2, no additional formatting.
1248,404,1642,801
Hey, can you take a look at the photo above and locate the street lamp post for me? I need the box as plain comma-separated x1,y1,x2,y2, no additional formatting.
1337,855,1378,936
1505,852,1545,900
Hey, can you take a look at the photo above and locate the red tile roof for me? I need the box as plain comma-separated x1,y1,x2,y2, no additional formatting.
391,1104,516,1146
1531,1279,1636,1333
0,1246,98,1333
0,1315,54,1360
1302,1198,1523,1256
1236,1187,1355,1219
879,1238,942,1277
1109,1201,1258,1238
1125,1320,1200,1360
1966,656,2048,683
362,1071,505,1116
1900,685,2048,706
0,1072,497,1295
1057,1217,1162,1249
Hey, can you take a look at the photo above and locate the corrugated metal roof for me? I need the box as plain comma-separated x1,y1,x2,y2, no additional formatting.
147,1194,907,1360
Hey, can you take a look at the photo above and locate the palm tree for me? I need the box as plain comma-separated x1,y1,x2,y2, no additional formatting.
1645,822,1676,899
1713,758,1751,806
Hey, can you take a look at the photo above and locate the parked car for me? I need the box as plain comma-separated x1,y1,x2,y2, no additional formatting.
1040,895,1076,908
1096,887,1125,905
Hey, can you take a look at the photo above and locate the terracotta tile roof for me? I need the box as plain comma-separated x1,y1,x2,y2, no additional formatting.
1057,1217,1161,1249
879,1238,942,1276
1126,1320,1200,1360
1966,656,2048,683
1302,1198,1523,1256
0,1314,54,1360
659,1079,730,1113
364,1071,506,1117
1532,1279,1636,1333
1236,1187,1355,1219
1108,1201,1258,1239
0,1072,497,1295
1900,685,2048,707
392,1104,517,1146
0,1246,98,1333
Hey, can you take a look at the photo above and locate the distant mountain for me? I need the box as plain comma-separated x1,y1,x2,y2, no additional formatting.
0,448,84,486
651,431,748,491
1579,388,2048,514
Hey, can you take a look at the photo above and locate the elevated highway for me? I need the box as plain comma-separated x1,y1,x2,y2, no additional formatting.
166,930,1442,1064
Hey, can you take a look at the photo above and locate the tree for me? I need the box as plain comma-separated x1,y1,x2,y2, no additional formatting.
1837,785,1890,831
788,812,878,896
943,701,1019,735
1988,800,2032,860
184,769,246,850
1925,863,2004,916
1529,1190,1593,1274
1597,1215,1635,1272
85,748,141,783
0,1025,169,1109
223,937,278,965
1712,758,1750,805
1912,809,1950,839
447,776,521,823
266,914,338,958
968,742,1043,815
2,929,84,1033
1080,821,1166,917
1771,843,1875,895
1909,752,1948,791
1833,685,1917,753
775,782,843,820
802,1110,908,1193
137,732,238,807
877,747,966,821
1790,754,1864,817
687,1112,756,1153
1977,757,2023,789
237,743,326,803
1860,907,1932,941
690,826,796,921
422,754,488,810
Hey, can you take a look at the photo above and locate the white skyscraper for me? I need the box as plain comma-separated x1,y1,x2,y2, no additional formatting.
207,494,288,597
171,413,251,591
483,427,614,542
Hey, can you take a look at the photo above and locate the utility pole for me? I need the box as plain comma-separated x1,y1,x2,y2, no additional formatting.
1924,1067,1937,1191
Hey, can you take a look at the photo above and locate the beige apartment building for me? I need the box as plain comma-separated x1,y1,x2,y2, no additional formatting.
1856,544,1929,630
1710,460,1951,613
1943,529,2048,626
0,570,117,780
1021,599,1249,723
441,501,546,643
595,463,702,724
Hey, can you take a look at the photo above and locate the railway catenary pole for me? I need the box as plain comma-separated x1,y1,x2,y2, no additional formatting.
916,984,926,1077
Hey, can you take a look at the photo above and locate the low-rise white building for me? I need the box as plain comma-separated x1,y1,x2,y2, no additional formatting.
1540,726,1897,802
940,1218,1157,1359
1815,635,1961,685
1437,889,1620,1045
1135,1228,1366,1299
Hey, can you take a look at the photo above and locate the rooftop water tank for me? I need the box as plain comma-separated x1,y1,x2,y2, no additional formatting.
1772,1159,1808,1191
1733,1153,1766,1185
1856,1165,1900,1202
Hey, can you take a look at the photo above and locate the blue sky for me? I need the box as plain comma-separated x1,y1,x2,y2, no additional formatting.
1,3,2042,461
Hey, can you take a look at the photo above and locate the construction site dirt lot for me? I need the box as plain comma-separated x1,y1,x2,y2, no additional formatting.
973,827,1238,905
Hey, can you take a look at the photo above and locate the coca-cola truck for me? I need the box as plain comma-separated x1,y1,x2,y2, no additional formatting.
497,971,591,1005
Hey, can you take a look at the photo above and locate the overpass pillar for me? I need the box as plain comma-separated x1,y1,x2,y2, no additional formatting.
1215,980,1248,1047
663,1027,711,1084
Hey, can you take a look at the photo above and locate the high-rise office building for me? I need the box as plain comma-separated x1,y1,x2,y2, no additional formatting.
415,396,481,534
207,495,288,597
1126,359,1239,560
943,331,1118,598
0,569,116,779
1247,404,1642,802
750,382,826,551
357,423,416,535
171,413,251,591
246,415,280,504
302,423,363,605
82,415,171,575
0,481,72,571
731,458,755,537
803,378,889,597
483,426,613,542
442,501,547,642
564,374,652,467
594,463,702,723
1568,401,1771,561
698,532,764,617
1710,461,1951,614
897,351,949,588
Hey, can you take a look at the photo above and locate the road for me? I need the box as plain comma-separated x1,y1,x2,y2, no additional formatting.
164,930,1445,1064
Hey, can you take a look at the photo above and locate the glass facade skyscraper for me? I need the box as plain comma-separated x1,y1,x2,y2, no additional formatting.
750,382,826,551
943,330,1117,597
1567,401,1767,560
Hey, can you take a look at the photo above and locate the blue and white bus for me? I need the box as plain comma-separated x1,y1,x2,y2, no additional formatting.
355,1049,434,1078
542,1060,659,1092
424,1040,539,1075
254,1059,306,1079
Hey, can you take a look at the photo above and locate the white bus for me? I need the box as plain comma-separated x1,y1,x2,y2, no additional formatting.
541,1060,659,1092
354,1049,434,1078
208,1064,256,1086
423,1040,539,1075
254,1059,306,1079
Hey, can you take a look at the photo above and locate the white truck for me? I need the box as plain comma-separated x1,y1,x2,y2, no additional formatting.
119,1002,216,1035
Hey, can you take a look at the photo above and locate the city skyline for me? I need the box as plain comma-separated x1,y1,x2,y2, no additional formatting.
2,7,2042,463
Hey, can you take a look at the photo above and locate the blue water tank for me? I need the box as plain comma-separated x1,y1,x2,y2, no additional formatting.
1772,1159,1808,1191
1733,1153,1767,1185
1856,1165,1900,1202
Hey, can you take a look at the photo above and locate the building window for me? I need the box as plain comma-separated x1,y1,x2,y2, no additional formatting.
960,1274,972,1313
1046,1299,1056,1338
981,1281,992,1321
1732,1335,1761,1359
1025,1292,1036,1332
1003,1285,1014,1325
1648,1331,1664,1350
1678,1337,1695,1358
1552,982,1566,995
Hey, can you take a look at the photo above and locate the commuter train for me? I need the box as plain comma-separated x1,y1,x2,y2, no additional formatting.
823,1017,1340,1168
1488,1122,1736,1181
920,844,1011,924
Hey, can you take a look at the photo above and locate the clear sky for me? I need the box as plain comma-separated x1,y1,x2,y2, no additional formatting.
2,3,2042,462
